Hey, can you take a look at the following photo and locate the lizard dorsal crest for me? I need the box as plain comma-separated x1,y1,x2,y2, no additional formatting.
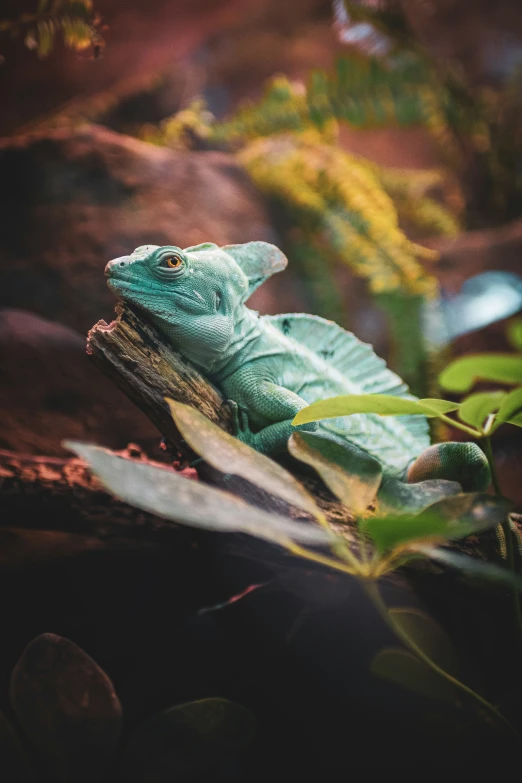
223,241,288,298
265,313,431,451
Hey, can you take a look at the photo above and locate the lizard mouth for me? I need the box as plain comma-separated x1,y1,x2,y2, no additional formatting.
106,275,159,300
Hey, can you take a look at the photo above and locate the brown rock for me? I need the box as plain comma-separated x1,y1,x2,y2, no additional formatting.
0,308,160,456
0,124,277,334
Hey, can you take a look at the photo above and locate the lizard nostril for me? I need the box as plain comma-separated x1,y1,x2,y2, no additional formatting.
105,256,131,276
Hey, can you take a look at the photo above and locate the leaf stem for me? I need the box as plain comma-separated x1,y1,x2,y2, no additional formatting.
285,541,363,576
437,413,481,438
482,437,522,648
363,579,520,738
482,436,502,496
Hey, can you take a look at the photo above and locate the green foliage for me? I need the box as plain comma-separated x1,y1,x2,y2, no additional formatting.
294,394,459,424
371,647,458,703
335,1,522,221
146,69,464,394
166,398,328,526
288,431,382,516
439,354,522,393
66,440,331,548
4,632,252,782
212,58,429,140
361,493,511,554
0,0,103,59
141,99,214,150
68,390,522,734
66,403,516,587
293,380,522,438
236,129,442,299
507,318,522,352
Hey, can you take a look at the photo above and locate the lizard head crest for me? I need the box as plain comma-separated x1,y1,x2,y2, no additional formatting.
104,241,287,369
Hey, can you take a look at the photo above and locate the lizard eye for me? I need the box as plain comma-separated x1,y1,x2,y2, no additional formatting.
158,251,185,270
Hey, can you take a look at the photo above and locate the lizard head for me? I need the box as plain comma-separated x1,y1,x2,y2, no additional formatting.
105,241,287,368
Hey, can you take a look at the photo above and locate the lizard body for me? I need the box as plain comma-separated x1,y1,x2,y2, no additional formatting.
105,241,490,498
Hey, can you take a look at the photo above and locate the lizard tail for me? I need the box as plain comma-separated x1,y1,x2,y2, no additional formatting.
407,442,491,492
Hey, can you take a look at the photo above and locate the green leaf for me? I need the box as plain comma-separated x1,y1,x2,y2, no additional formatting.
371,648,458,703
439,354,522,392
507,412,522,429
288,432,382,515
36,19,54,57
362,493,511,553
120,698,255,783
419,546,522,589
292,394,459,425
377,476,461,516
418,398,462,414
65,441,333,547
489,387,522,433
10,634,122,783
167,399,324,522
507,318,522,351
458,391,506,429
389,608,459,675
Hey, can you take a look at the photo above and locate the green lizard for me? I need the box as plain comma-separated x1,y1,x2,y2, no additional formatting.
105,241,490,503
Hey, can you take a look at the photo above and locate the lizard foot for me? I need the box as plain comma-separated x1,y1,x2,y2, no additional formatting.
226,399,256,448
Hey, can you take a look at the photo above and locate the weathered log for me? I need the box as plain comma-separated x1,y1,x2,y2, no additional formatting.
86,304,357,532
0,446,202,564
85,303,518,566
86,303,232,457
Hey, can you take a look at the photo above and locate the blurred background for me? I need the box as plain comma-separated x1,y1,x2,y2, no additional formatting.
1,0,522,474
1,3,522,777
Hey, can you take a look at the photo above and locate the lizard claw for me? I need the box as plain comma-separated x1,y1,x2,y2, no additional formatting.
226,399,241,434
226,399,254,445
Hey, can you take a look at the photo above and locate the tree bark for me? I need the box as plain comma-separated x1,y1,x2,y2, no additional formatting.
0,446,201,565
86,304,358,532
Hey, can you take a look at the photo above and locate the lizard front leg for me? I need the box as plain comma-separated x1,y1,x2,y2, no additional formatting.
226,379,315,456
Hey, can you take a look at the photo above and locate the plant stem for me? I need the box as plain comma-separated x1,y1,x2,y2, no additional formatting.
482,436,503,496
482,436,522,648
363,580,520,738
437,413,481,438
285,541,363,576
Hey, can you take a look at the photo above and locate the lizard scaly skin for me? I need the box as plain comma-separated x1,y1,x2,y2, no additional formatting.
105,241,490,498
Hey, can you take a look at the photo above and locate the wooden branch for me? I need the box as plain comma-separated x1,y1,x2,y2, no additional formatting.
87,304,356,529
85,303,516,566
0,447,199,549
87,303,232,457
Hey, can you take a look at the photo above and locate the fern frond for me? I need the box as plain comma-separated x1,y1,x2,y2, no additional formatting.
1,0,102,58
238,135,438,299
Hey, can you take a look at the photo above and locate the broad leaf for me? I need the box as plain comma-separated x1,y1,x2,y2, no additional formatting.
288,432,381,515
419,546,522,589
10,634,122,783
458,391,506,429
489,387,522,433
65,442,333,547
389,608,458,675
377,477,461,516
507,412,522,429
362,493,511,553
507,318,522,351
120,698,255,783
167,399,324,522
371,648,458,703
293,395,459,425
439,354,522,392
